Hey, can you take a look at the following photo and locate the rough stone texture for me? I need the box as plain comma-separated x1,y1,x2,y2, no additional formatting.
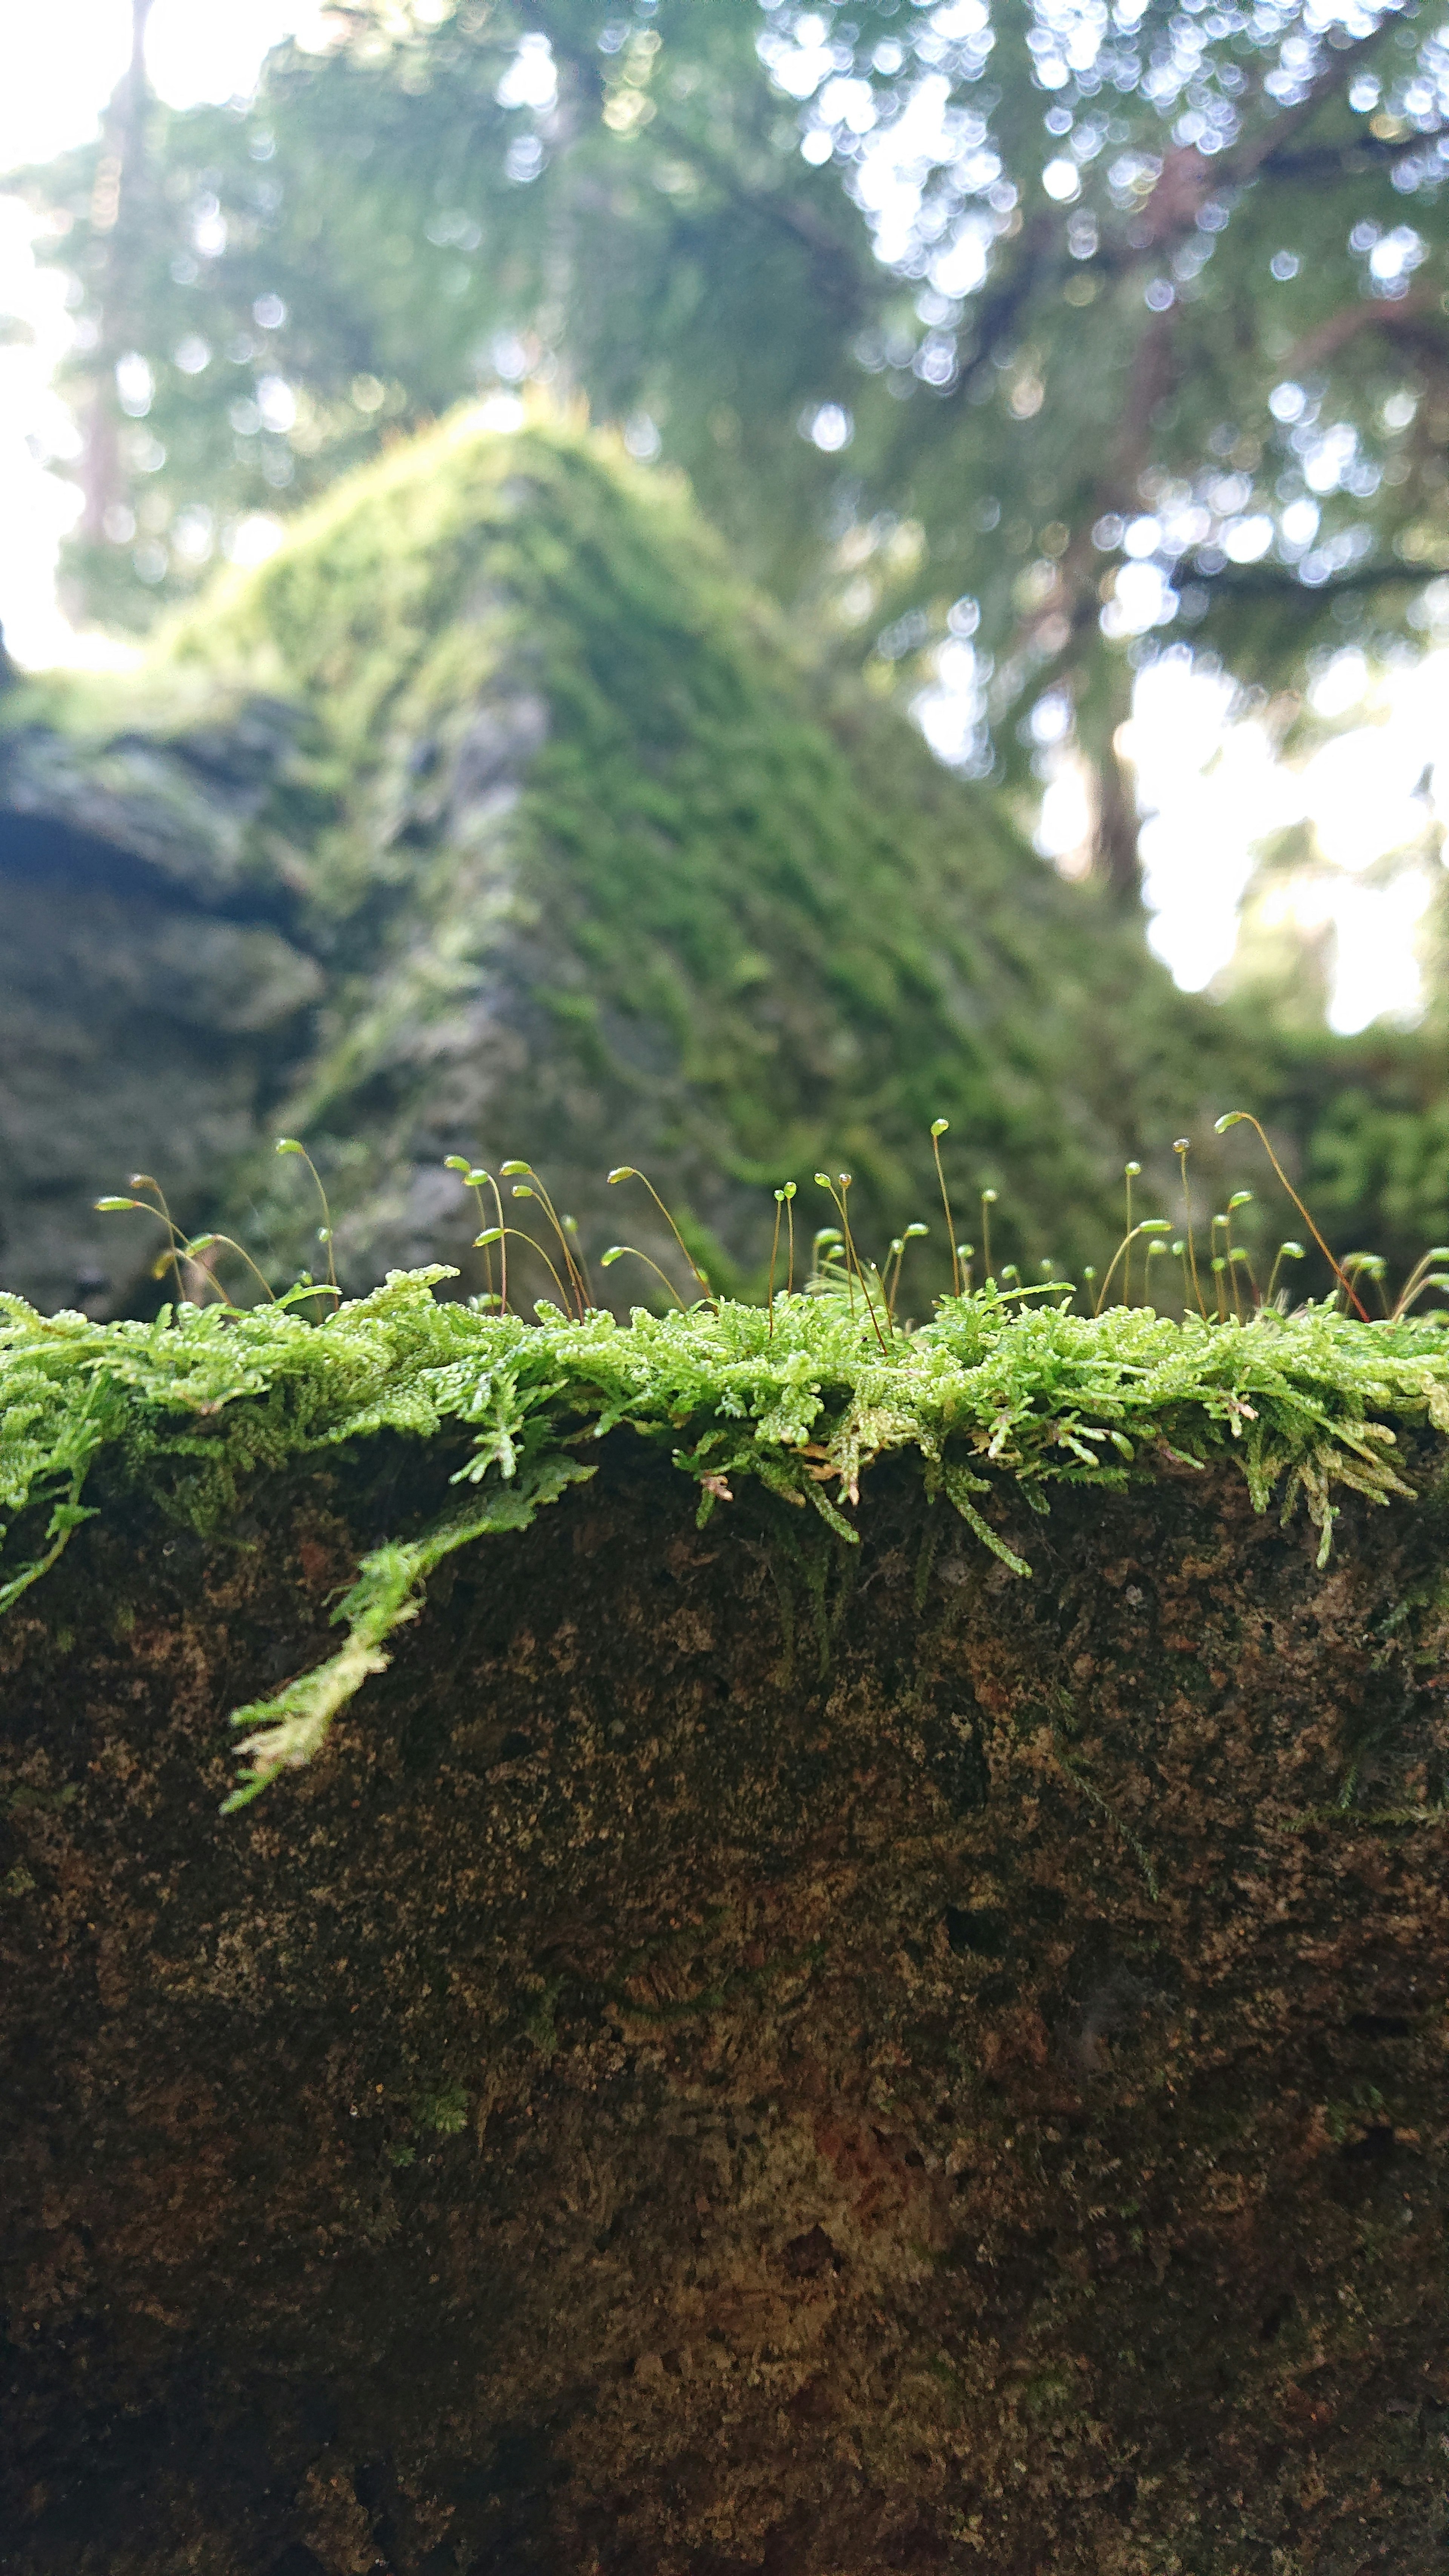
0,701,321,1314
5,1441,1449,2571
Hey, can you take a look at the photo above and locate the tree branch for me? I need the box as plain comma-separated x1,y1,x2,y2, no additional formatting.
953,215,1059,391
1223,13,1403,189
1281,292,1448,377
1192,555,1441,604
549,29,873,318
1257,122,1449,183
1133,9,1405,251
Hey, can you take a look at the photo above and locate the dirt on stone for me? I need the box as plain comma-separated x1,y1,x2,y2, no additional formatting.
3,1436,1449,2573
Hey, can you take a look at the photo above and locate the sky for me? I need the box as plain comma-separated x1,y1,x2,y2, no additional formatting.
1,1,1446,1033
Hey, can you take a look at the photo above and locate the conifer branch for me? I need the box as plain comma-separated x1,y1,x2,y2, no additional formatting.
1222,14,1405,191
1190,557,1439,605
1261,124,1449,184
1132,14,1404,251
1281,293,1449,377
549,29,871,317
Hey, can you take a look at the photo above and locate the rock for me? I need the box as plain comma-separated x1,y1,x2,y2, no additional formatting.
0,714,321,1311
4,1439,1449,2567
1,415,1238,1315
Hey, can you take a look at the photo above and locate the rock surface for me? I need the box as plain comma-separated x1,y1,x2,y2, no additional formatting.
1,416,1235,1317
3,1438,1449,2570
0,701,321,1312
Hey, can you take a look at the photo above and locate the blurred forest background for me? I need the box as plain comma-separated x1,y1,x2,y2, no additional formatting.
3,0,1449,1304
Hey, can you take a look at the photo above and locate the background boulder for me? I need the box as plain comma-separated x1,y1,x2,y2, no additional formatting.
0,694,320,1313
1,416,1238,1316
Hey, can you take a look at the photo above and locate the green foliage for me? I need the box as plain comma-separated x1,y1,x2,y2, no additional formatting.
22,0,864,624
20,0,1449,789
411,2082,470,2137
5,1258,1449,1807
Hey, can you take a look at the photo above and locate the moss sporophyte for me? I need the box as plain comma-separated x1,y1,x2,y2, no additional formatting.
7,1107,1449,1812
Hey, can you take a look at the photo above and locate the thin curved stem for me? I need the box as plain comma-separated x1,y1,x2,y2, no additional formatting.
1093,1222,1166,1317
1174,1144,1206,1320
1216,1113,1369,1321
478,1225,573,1315
931,1125,960,1298
607,1167,714,1306
601,1245,689,1312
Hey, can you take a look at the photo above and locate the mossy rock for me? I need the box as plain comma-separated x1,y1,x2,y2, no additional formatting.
7,1270,1449,2563
1,412,1235,1315
0,688,322,1312
5,1422,1449,2571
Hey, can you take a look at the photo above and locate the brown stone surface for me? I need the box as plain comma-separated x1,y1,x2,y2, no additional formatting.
4,1439,1449,2571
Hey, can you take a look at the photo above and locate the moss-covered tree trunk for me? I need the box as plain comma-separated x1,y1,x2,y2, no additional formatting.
4,1441,1449,2572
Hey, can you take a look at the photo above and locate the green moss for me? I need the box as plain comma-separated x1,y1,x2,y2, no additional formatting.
412,2082,470,2136
5,1263,1449,1807
142,410,1237,1285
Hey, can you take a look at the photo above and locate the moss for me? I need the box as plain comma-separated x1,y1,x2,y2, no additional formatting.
199,414,1235,1285
5,410,1249,1312
5,1264,1449,1807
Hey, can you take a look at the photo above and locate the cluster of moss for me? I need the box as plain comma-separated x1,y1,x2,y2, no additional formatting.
6,1261,1448,1808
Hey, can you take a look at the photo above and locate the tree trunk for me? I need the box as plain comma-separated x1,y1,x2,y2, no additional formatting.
1075,655,1142,907
1091,722,1143,906
79,0,153,548
4,1436,1448,2571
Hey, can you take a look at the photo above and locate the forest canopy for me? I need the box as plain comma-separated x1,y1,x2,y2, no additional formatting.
14,0,1449,895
